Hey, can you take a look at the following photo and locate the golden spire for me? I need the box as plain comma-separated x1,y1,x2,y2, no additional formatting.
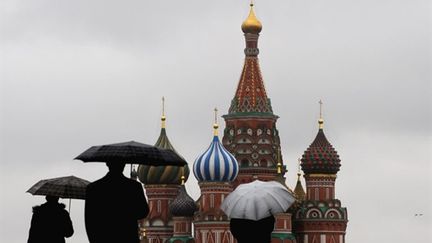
294,157,306,200
318,99,324,129
161,96,166,128
213,107,219,136
241,1,262,34
277,147,282,174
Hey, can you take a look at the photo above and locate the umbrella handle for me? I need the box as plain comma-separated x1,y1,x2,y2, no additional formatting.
68,198,71,213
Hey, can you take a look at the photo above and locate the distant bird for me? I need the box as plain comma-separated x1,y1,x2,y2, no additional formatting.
414,214,423,216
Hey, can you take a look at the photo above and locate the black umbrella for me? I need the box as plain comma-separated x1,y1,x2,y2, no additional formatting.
27,175,90,212
74,141,187,166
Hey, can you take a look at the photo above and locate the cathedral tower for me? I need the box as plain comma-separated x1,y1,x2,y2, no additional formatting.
138,98,190,243
169,176,197,243
193,109,239,243
293,103,348,243
222,3,284,187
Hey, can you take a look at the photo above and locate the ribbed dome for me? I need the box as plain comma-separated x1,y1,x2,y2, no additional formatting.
138,162,190,185
193,125,239,182
241,4,262,34
169,185,197,217
301,125,341,174
138,117,190,185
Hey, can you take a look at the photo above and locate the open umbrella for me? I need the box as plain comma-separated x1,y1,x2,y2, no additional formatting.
74,141,187,166
220,180,295,221
27,175,90,212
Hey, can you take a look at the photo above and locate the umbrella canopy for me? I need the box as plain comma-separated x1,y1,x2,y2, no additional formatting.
220,180,295,221
74,141,187,166
27,175,90,199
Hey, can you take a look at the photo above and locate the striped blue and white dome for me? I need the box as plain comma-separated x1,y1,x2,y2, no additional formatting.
193,124,239,182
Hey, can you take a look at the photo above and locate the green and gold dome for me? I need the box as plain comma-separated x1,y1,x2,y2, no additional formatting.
138,99,190,185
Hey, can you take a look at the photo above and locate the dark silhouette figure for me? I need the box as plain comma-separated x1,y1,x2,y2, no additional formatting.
230,215,275,243
85,162,149,243
27,195,74,243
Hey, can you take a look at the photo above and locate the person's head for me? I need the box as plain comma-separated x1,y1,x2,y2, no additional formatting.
45,195,59,203
106,162,126,174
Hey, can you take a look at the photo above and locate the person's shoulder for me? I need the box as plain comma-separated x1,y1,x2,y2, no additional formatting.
58,203,67,210
87,176,108,188
126,177,143,187
119,177,143,191
32,205,42,213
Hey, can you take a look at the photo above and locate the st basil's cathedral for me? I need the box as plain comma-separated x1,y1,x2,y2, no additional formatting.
136,4,348,243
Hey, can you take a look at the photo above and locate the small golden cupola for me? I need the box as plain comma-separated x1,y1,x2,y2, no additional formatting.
241,3,262,34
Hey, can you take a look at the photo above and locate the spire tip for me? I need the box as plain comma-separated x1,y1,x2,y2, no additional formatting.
161,97,166,128
318,100,324,129
213,108,219,136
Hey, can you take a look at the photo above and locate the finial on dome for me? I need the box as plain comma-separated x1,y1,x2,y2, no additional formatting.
318,99,324,130
213,107,219,136
161,96,166,128
241,1,262,34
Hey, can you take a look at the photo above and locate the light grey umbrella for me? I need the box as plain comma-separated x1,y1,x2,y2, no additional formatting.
220,180,295,221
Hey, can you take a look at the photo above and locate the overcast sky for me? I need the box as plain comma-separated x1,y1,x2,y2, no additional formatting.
1,0,431,243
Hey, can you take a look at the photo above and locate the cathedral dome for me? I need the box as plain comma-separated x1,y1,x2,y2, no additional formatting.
241,4,262,34
193,122,239,182
138,163,190,185
301,119,341,174
138,107,190,185
169,183,197,217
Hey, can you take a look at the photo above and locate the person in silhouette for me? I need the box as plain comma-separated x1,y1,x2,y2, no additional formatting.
85,162,149,243
27,195,74,243
230,215,275,243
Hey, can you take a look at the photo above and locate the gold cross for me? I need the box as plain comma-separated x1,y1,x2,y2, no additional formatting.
214,107,218,124
319,99,323,119
162,96,165,117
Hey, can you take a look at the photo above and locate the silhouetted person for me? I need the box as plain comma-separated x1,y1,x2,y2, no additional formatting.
85,162,149,243
230,215,275,243
27,195,74,243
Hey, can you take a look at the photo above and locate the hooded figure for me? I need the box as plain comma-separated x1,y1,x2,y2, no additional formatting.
27,195,74,243
230,215,275,243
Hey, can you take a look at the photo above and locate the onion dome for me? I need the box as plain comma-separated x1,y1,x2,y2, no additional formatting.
301,117,341,175
193,109,239,182
169,177,197,217
241,3,262,34
138,98,190,185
